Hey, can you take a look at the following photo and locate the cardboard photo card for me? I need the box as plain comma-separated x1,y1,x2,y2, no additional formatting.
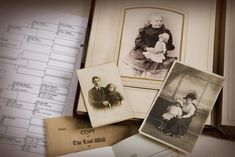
139,61,224,153
77,63,134,127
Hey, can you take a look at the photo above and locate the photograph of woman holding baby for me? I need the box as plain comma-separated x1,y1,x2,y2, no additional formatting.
123,13,175,78
119,10,183,80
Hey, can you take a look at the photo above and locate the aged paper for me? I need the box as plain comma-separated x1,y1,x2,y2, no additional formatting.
139,61,224,153
0,4,89,157
77,0,217,120
59,134,235,157
77,63,134,127
45,116,139,157
58,134,181,157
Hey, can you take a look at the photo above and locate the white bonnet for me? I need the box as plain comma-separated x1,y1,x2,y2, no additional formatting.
159,33,170,42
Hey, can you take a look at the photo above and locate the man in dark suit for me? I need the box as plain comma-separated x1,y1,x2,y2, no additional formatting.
88,76,109,109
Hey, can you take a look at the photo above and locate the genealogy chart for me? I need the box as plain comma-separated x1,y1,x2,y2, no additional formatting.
0,9,87,157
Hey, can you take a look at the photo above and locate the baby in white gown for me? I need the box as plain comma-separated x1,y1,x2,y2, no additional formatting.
143,32,170,63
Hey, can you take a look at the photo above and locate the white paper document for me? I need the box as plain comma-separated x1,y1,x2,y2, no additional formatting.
0,8,88,157
59,134,181,157
59,134,235,157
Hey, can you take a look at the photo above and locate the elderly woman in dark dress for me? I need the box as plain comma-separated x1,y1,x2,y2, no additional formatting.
163,93,197,137
123,13,175,77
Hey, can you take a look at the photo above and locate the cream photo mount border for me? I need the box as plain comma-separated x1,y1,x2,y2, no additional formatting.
85,4,188,90
79,0,217,119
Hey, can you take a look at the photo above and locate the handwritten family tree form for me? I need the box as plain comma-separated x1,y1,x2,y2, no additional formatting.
0,8,87,157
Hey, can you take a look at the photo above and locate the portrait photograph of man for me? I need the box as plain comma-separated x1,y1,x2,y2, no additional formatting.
77,63,133,128
88,76,124,109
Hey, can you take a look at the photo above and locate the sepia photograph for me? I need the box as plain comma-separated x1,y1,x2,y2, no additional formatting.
78,0,217,119
88,77,124,109
118,8,184,81
139,61,224,153
77,63,133,128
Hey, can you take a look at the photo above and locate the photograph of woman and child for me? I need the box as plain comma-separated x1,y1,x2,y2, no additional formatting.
139,61,224,153
88,76,124,110
158,93,197,137
119,11,182,80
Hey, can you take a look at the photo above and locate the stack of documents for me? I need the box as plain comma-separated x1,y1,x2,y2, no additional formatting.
0,1,231,157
